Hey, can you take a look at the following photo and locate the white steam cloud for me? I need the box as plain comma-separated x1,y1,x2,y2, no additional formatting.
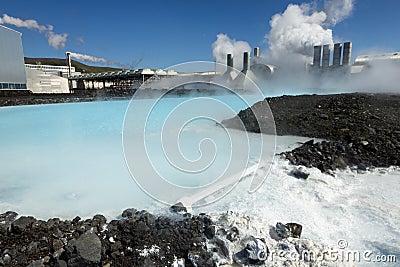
0,13,68,49
46,32,68,50
266,0,354,68
211,1,354,70
324,0,354,25
69,52,132,69
212,33,251,70
69,52,109,64
267,3,334,67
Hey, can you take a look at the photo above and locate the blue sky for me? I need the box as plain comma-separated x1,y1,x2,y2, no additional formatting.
1,0,399,68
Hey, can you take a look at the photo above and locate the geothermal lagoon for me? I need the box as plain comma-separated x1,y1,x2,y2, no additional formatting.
0,95,399,265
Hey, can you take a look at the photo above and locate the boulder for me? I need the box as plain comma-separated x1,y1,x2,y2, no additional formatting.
0,211,18,233
170,202,187,213
121,208,137,218
72,231,102,263
205,225,216,239
245,238,268,263
286,223,303,238
290,166,310,179
275,222,291,239
11,216,36,233
276,222,303,239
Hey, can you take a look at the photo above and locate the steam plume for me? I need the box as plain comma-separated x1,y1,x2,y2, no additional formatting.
0,13,68,49
266,0,354,68
212,34,251,70
46,32,68,50
267,3,333,67
68,52,133,69
69,52,109,64
324,0,354,25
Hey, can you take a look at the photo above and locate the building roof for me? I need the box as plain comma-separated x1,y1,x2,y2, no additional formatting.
355,52,400,64
0,24,22,36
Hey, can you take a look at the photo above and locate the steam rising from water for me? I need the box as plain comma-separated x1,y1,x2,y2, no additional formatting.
123,61,276,207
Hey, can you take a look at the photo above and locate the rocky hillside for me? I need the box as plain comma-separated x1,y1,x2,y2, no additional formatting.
24,57,121,74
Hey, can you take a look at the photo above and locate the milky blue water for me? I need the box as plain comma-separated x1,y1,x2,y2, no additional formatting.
0,96,399,266
0,94,266,218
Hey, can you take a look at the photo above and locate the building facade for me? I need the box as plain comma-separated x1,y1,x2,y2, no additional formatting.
25,64,76,78
0,25,27,90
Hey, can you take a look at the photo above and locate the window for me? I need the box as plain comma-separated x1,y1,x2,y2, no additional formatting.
21,84,27,89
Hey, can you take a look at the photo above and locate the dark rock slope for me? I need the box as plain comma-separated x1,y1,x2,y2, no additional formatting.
1,210,333,267
222,93,400,173
0,209,213,267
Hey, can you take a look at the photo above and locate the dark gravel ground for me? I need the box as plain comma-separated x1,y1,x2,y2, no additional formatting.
222,93,400,173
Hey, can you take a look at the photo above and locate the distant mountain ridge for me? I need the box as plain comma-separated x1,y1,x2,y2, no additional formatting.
24,57,121,73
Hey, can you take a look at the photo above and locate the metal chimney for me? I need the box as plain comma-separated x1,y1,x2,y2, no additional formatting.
322,45,330,68
242,52,249,73
227,53,233,69
333,43,342,66
313,45,322,67
342,42,352,65
254,47,260,57
66,52,72,77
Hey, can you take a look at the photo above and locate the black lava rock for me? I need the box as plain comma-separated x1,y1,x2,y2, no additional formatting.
223,93,400,173
170,202,188,213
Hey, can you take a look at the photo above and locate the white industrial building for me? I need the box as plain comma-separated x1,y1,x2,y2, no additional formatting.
25,64,76,77
0,25,27,90
25,63,74,93
0,25,71,93
25,68,69,93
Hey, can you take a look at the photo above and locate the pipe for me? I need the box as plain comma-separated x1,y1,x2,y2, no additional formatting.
342,42,352,65
313,45,322,67
254,47,260,57
333,43,342,66
322,44,330,68
65,52,72,78
242,52,249,73
227,54,233,69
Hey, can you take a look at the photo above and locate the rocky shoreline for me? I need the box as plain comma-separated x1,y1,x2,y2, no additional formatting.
0,90,136,107
1,92,399,266
0,209,342,267
222,93,400,173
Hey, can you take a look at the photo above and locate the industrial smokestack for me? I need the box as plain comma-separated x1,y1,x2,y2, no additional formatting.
313,45,322,68
333,43,342,66
322,44,330,68
253,47,260,57
66,52,72,77
227,53,233,69
242,52,249,73
342,42,352,65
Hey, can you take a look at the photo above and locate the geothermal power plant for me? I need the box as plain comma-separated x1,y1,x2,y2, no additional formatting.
1,24,399,94
312,42,352,71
